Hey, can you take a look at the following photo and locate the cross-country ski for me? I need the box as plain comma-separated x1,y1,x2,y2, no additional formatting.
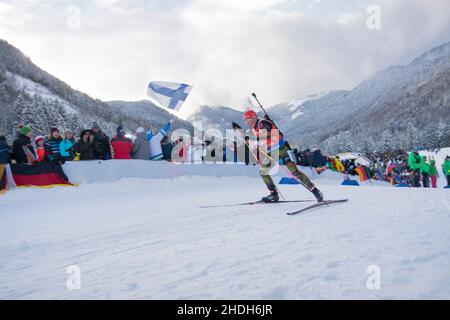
286,199,349,216
200,199,314,208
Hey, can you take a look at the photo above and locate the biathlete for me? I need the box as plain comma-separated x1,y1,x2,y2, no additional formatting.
243,109,324,203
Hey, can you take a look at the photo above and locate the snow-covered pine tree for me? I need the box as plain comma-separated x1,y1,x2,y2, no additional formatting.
406,122,420,149
378,129,393,151
435,121,448,147
362,136,377,153
68,113,83,136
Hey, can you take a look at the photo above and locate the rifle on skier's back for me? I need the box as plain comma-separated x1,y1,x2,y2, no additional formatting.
251,93,292,150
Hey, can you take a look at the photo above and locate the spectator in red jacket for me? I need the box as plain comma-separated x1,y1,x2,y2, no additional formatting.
35,136,46,162
111,127,133,159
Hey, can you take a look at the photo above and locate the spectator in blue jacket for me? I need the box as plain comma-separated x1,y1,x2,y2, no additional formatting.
0,135,12,164
60,129,75,162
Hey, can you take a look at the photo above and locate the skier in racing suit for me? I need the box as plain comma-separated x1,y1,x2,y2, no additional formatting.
243,109,324,203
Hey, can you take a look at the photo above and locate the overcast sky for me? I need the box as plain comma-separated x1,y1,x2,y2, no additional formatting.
1,0,449,116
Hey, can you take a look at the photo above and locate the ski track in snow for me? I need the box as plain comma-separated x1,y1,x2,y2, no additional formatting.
1,176,450,299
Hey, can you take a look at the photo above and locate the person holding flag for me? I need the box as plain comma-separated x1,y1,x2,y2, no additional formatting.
147,81,193,111
145,81,193,160
147,120,174,160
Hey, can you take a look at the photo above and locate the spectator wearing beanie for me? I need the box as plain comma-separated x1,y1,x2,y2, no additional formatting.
92,122,112,160
75,129,96,161
111,127,133,159
132,127,150,160
45,128,63,164
13,125,37,165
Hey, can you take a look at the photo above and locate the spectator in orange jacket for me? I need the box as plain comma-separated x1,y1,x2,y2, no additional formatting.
35,136,46,162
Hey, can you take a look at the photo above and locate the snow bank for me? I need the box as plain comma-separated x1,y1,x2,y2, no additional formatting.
62,160,260,184
62,160,346,185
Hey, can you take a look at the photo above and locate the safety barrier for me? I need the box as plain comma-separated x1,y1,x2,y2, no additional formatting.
341,179,360,186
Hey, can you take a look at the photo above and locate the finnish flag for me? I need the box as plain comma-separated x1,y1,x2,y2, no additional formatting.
147,81,193,111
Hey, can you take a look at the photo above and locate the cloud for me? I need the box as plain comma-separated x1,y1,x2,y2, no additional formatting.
0,0,449,116
337,12,362,26
0,2,18,26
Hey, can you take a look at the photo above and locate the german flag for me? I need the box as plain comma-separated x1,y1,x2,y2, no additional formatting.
355,166,370,182
0,164,8,194
11,162,72,187
327,159,337,172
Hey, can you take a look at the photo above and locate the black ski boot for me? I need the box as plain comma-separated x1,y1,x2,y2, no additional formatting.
262,190,279,203
312,187,324,202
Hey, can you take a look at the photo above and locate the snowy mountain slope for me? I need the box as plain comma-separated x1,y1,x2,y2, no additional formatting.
0,40,189,139
108,100,168,121
6,71,78,115
269,90,350,143
187,105,249,131
268,42,450,152
1,169,449,299
270,91,332,123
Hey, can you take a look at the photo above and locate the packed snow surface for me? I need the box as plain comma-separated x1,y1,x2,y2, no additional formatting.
1,170,450,299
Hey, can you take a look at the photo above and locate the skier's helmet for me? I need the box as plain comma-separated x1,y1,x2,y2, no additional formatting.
244,109,258,120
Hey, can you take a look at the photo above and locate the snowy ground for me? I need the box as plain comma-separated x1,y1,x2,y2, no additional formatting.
1,173,450,299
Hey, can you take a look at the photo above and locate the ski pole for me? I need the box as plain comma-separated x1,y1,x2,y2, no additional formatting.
226,134,286,200
256,144,313,191
232,120,310,191
232,140,287,200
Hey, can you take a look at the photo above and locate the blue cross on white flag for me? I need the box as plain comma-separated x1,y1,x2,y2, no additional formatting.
147,81,193,111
